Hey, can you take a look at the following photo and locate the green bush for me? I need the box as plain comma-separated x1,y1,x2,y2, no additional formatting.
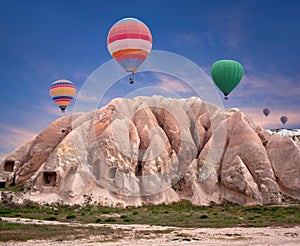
66,214,76,219
123,217,134,222
101,209,110,214
44,216,57,221
95,218,102,223
200,214,208,219
104,217,116,222
0,208,12,214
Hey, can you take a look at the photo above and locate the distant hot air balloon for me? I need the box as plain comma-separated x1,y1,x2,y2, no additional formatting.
210,60,244,100
107,17,152,84
280,116,288,125
49,79,76,112
263,108,270,117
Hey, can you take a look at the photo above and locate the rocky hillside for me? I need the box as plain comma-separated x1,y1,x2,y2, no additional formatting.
0,96,299,206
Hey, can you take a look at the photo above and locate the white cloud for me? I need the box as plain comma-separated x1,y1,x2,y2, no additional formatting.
243,73,300,97
0,124,36,161
43,104,65,116
0,124,36,148
174,33,199,44
0,152,7,164
228,63,300,109
155,73,193,93
72,71,90,81
239,106,299,129
76,90,100,103
226,67,300,129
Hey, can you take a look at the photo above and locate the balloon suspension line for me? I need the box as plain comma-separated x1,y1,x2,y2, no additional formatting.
129,72,134,84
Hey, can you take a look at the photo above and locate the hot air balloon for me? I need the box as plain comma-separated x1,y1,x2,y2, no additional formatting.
107,17,152,84
210,60,244,100
49,79,76,112
263,108,270,117
280,116,288,125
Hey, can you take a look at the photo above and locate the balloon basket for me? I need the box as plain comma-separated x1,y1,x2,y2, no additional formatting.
129,74,134,84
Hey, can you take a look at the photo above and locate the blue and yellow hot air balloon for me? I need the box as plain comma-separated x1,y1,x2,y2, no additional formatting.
49,79,76,112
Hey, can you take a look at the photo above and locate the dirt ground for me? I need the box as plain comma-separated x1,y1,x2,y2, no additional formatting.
1,217,300,246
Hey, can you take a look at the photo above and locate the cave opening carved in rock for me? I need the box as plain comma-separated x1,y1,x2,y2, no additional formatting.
43,172,57,186
108,167,117,179
0,182,5,188
4,160,14,172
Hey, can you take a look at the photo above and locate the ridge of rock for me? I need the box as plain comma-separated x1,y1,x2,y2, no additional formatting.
0,96,299,206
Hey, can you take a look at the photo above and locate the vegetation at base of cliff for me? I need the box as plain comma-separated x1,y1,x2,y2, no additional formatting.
0,186,25,192
0,200,299,232
0,221,129,242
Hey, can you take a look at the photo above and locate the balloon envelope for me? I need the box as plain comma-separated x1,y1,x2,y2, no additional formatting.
210,60,244,98
49,79,76,112
280,116,288,125
263,108,270,117
107,17,152,74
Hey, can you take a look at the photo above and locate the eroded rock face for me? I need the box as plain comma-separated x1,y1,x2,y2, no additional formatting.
0,96,299,206
267,134,300,199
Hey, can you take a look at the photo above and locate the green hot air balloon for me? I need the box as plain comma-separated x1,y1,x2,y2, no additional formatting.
211,60,244,100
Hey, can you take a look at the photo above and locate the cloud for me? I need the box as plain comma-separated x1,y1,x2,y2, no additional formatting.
72,71,91,81
0,152,8,164
239,106,300,130
169,32,206,55
243,73,300,97
76,90,100,103
174,33,200,45
228,65,300,110
155,73,194,94
42,103,65,116
0,124,36,161
226,67,300,128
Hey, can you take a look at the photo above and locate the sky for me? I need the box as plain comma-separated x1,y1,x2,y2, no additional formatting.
0,0,300,162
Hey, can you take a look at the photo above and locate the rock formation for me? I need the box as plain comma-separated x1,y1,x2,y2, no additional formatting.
0,96,299,206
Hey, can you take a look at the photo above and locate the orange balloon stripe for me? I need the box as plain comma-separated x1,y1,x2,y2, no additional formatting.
112,49,148,58
50,87,76,97
114,52,147,62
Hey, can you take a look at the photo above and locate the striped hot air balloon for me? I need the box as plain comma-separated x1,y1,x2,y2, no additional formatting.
107,17,152,84
49,79,76,112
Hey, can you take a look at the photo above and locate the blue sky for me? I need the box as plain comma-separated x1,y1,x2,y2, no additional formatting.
0,0,300,161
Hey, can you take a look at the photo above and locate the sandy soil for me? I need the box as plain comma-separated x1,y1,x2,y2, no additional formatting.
1,217,300,246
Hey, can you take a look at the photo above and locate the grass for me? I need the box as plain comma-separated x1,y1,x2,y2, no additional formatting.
0,220,126,242
0,200,299,242
0,186,25,192
0,200,299,227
